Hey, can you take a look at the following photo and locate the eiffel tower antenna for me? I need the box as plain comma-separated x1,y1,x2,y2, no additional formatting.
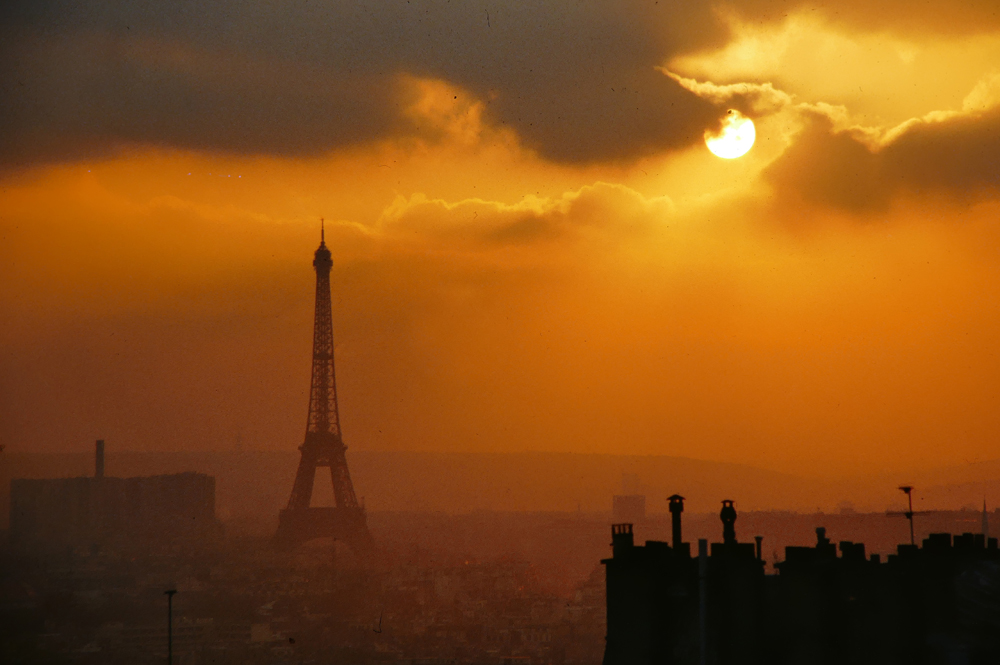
275,225,373,551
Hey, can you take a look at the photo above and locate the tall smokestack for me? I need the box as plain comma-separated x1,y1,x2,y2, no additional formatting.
95,440,105,479
984,500,990,540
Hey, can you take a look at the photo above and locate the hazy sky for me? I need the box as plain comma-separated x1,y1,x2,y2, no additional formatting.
3,0,1000,477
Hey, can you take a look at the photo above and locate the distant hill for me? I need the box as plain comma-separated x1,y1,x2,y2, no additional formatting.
3,450,1000,530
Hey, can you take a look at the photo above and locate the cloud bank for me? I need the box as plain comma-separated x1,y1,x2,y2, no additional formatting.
1,0,727,166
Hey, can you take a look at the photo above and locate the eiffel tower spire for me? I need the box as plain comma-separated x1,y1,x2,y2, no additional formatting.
275,223,371,549
305,222,341,441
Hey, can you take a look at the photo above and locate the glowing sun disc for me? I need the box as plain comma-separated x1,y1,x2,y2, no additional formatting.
705,110,755,159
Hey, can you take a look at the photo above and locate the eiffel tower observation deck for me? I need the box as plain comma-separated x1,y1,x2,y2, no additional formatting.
275,223,373,552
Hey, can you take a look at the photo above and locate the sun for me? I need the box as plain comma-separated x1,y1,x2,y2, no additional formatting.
705,110,755,159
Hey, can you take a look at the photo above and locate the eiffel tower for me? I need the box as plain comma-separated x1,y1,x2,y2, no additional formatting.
275,224,373,551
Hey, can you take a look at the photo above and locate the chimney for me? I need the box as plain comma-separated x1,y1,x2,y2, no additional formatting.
611,523,634,557
720,500,737,545
668,494,685,549
95,439,105,479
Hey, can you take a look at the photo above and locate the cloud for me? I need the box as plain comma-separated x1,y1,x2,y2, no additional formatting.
0,28,404,167
662,70,794,116
670,8,1000,132
726,0,1000,37
963,72,1000,112
665,60,1000,213
765,102,1000,212
6,0,1000,170
378,183,675,249
0,0,728,168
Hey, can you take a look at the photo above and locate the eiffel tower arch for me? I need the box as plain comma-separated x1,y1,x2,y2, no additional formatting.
275,224,373,552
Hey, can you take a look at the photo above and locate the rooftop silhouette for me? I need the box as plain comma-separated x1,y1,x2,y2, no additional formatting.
603,496,1000,665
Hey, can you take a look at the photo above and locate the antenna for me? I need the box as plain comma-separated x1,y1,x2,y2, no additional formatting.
886,486,931,546
899,486,914,545
321,217,325,243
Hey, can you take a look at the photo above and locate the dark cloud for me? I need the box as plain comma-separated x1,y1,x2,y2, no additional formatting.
0,0,731,167
0,28,400,165
887,110,1000,195
765,108,1000,212
4,0,998,168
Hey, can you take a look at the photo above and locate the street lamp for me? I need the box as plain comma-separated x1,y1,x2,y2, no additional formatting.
165,589,177,665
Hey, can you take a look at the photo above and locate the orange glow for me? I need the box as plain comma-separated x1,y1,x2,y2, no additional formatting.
4,5,1000,507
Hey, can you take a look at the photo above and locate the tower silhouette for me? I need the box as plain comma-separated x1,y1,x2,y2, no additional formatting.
275,224,373,551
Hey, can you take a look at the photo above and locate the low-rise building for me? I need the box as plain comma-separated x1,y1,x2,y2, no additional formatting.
9,440,218,549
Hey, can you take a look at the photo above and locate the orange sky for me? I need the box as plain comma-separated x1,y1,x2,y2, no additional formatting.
3,0,1000,479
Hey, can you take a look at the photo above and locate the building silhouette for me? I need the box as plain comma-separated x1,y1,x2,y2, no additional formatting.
613,473,646,524
274,225,372,552
613,495,646,524
603,498,1000,665
9,440,217,549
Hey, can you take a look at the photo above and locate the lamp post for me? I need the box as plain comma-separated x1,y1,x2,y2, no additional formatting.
165,589,177,665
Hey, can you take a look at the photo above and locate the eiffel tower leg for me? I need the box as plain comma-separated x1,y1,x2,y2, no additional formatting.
287,447,318,511
329,450,358,509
